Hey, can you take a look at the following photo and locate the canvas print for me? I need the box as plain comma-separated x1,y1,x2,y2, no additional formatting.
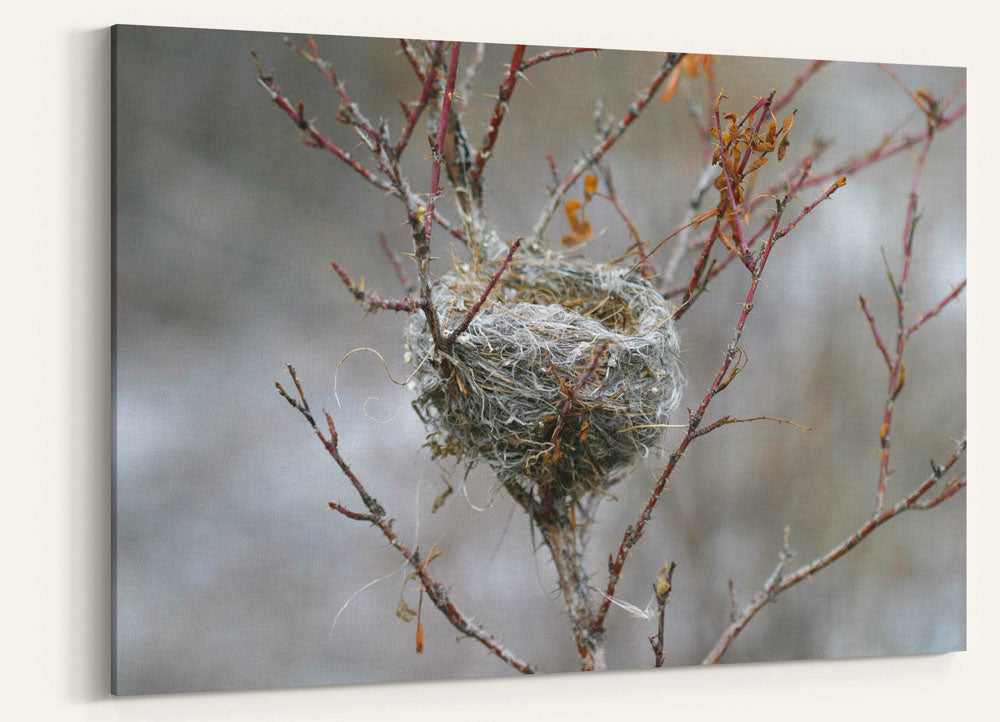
112,24,966,694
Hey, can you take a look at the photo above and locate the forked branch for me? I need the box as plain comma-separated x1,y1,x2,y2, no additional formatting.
276,366,536,675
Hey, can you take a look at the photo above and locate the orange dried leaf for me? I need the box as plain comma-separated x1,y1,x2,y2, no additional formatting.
680,54,701,76
746,155,769,174
416,622,424,653
584,173,599,198
781,113,795,137
562,223,593,247
562,199,593,246
778,134,791,161
660,67,681,103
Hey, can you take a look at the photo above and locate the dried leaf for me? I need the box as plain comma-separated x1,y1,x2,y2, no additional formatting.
584,173,599,199
746,155,769,175
781,113,795,137
778,134,791,161
659,67,681,103
562,199,594,246
431,484,453,513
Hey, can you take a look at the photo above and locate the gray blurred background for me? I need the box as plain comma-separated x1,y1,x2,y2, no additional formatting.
113,25,966,694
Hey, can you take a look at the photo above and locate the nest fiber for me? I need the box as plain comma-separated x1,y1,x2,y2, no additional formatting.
407,256,683,499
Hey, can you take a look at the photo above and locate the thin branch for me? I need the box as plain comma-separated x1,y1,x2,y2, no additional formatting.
377,231,415,294
858,295,893,368
692,414,812,439
253,67,467,245
773,60,828,113
395,42,444,156
415,42,463,351
455,42,486,115
444,238,522,345
800,104,964,191
906,279,966,338
702,436,966,664
470,45,527,186
328,501,378,523
277,366,537,674
330,258,422,312
530,53,684,244
876,133,933,512
649,561,676,668
595,167,845,632
519,47,597,72
549,343,608,448
399,39,426,81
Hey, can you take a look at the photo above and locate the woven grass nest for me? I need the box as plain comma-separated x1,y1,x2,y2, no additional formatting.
406,254,683,500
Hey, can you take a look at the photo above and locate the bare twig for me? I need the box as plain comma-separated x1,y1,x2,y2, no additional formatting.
649,561,676,667
330,259,422,312
414,42,463,351
470,45,527,188
377,231,415,295
773,60,828,113
702,436,966,664
876,133,933,512
277,366,536,674
549,343,608,449
395,42,444,156
520,47,597,72
444,238,522,345
594,172,846,633
530,53,684,244
906,279,966,338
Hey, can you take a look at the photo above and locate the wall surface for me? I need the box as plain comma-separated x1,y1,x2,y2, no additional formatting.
2,0,997,719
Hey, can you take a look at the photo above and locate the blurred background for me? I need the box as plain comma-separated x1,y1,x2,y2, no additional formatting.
113,25,965,694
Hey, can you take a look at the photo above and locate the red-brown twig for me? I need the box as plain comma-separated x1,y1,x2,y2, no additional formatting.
594,173,845,634
906,279,967,338
530,53,684,243
692,414,811,439
649,561,676,668
600,165,659,279
773,60,828,113
287,37,381,145
253,65,390,192
519,47,597,72
395,42,443,156
470,45,527,187
377,231,415,295
800,104,964,191
875,133,933,512
399,39,426,82
277,366,536,674
702,436,965,664
772,175,846,243
444,239,522,345
549,343,608,448
414,42,462,351
330,259,422,313
858,295,892,368
253,65,467,245
665,154,817,304
327,501,378,523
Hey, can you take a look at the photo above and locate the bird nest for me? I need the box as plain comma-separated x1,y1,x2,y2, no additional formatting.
406,255,683,500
